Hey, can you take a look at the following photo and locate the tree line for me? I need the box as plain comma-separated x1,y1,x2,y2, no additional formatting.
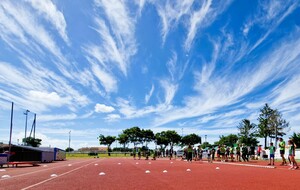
98,104,300,152
98,127,201,152
205,103,296,148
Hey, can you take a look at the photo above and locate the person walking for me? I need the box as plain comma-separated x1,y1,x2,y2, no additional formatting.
288,140,299,170
278,138,287,166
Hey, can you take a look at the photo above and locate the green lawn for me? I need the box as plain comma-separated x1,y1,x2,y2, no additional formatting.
66,152,132,159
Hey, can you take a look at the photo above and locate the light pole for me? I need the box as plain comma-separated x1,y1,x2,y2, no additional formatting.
205,135,207,143
24,109,30,144
69,131,71,152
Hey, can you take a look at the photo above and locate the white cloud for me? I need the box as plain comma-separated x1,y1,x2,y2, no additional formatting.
184,0,232,51
0,60,89,113
242,0,298,53
160,80,178,105
0,0,73,78
145,84,155,104
94,103,115,113
135,0,146,16
26,0,70,44
117,98,170,119
272,76,300,106
105,114,121,122
28,90,70,107
156,0,194,44
185,0,212,50
39,113,77,122
153,28,300,127
94,0,137,76
90,61,117,93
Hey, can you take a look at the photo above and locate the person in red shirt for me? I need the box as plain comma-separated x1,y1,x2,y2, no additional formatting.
257,145,262,160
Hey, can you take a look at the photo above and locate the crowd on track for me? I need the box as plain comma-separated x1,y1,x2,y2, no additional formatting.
131,138,298,170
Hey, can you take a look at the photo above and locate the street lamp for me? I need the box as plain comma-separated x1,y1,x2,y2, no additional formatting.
24,110,30,144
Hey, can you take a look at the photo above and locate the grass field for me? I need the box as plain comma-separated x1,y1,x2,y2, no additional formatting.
66,152,132,158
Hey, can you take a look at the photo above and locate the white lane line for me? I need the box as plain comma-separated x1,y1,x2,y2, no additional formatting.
202,161,276,169
21,160,100,190
0,159,94,181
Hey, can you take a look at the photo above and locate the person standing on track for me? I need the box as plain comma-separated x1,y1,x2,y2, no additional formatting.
241,144,249,162
169,148,173,160
138,148,141,160
257,145,262,160
230,146,234,162
268,142,275,166
207,147,212,163
133,147,136,160
187,144,193,162
220,145,226,162
236,144,241,162
288,140,299,170
225,146,230,161
278,138,287,166
216,146,221,161
211,147,215,161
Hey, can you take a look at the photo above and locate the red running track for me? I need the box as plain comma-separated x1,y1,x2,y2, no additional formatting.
1,158,299,190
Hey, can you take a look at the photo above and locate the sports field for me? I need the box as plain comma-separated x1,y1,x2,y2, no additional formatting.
1,158,299,190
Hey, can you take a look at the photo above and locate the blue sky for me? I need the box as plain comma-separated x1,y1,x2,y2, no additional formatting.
0,0,300,150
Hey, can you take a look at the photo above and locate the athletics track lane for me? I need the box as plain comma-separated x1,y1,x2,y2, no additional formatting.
1,158,300,190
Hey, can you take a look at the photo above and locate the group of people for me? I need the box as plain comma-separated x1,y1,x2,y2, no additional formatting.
132,147,177,161
131,138,298,170
268,138,298,170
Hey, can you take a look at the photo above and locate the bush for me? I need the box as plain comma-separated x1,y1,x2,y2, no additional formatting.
88,152,98,156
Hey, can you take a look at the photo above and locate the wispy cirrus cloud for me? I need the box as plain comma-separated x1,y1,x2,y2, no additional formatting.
39,113,77,122
156,0,194,44
93,0,137,76
0,60,89,113
242,0,299,53
153,28,300,127
159,51,188,105
88,58,118,93
185,0,232,51
145,84,155,104
154,0,232,50
0,0,73,78
116,98,171,119
105,114,121,122
26,0,70,44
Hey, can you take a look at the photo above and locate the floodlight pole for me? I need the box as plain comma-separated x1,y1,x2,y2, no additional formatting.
24,110,30,143
8,102,14,162
69,131,71,152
